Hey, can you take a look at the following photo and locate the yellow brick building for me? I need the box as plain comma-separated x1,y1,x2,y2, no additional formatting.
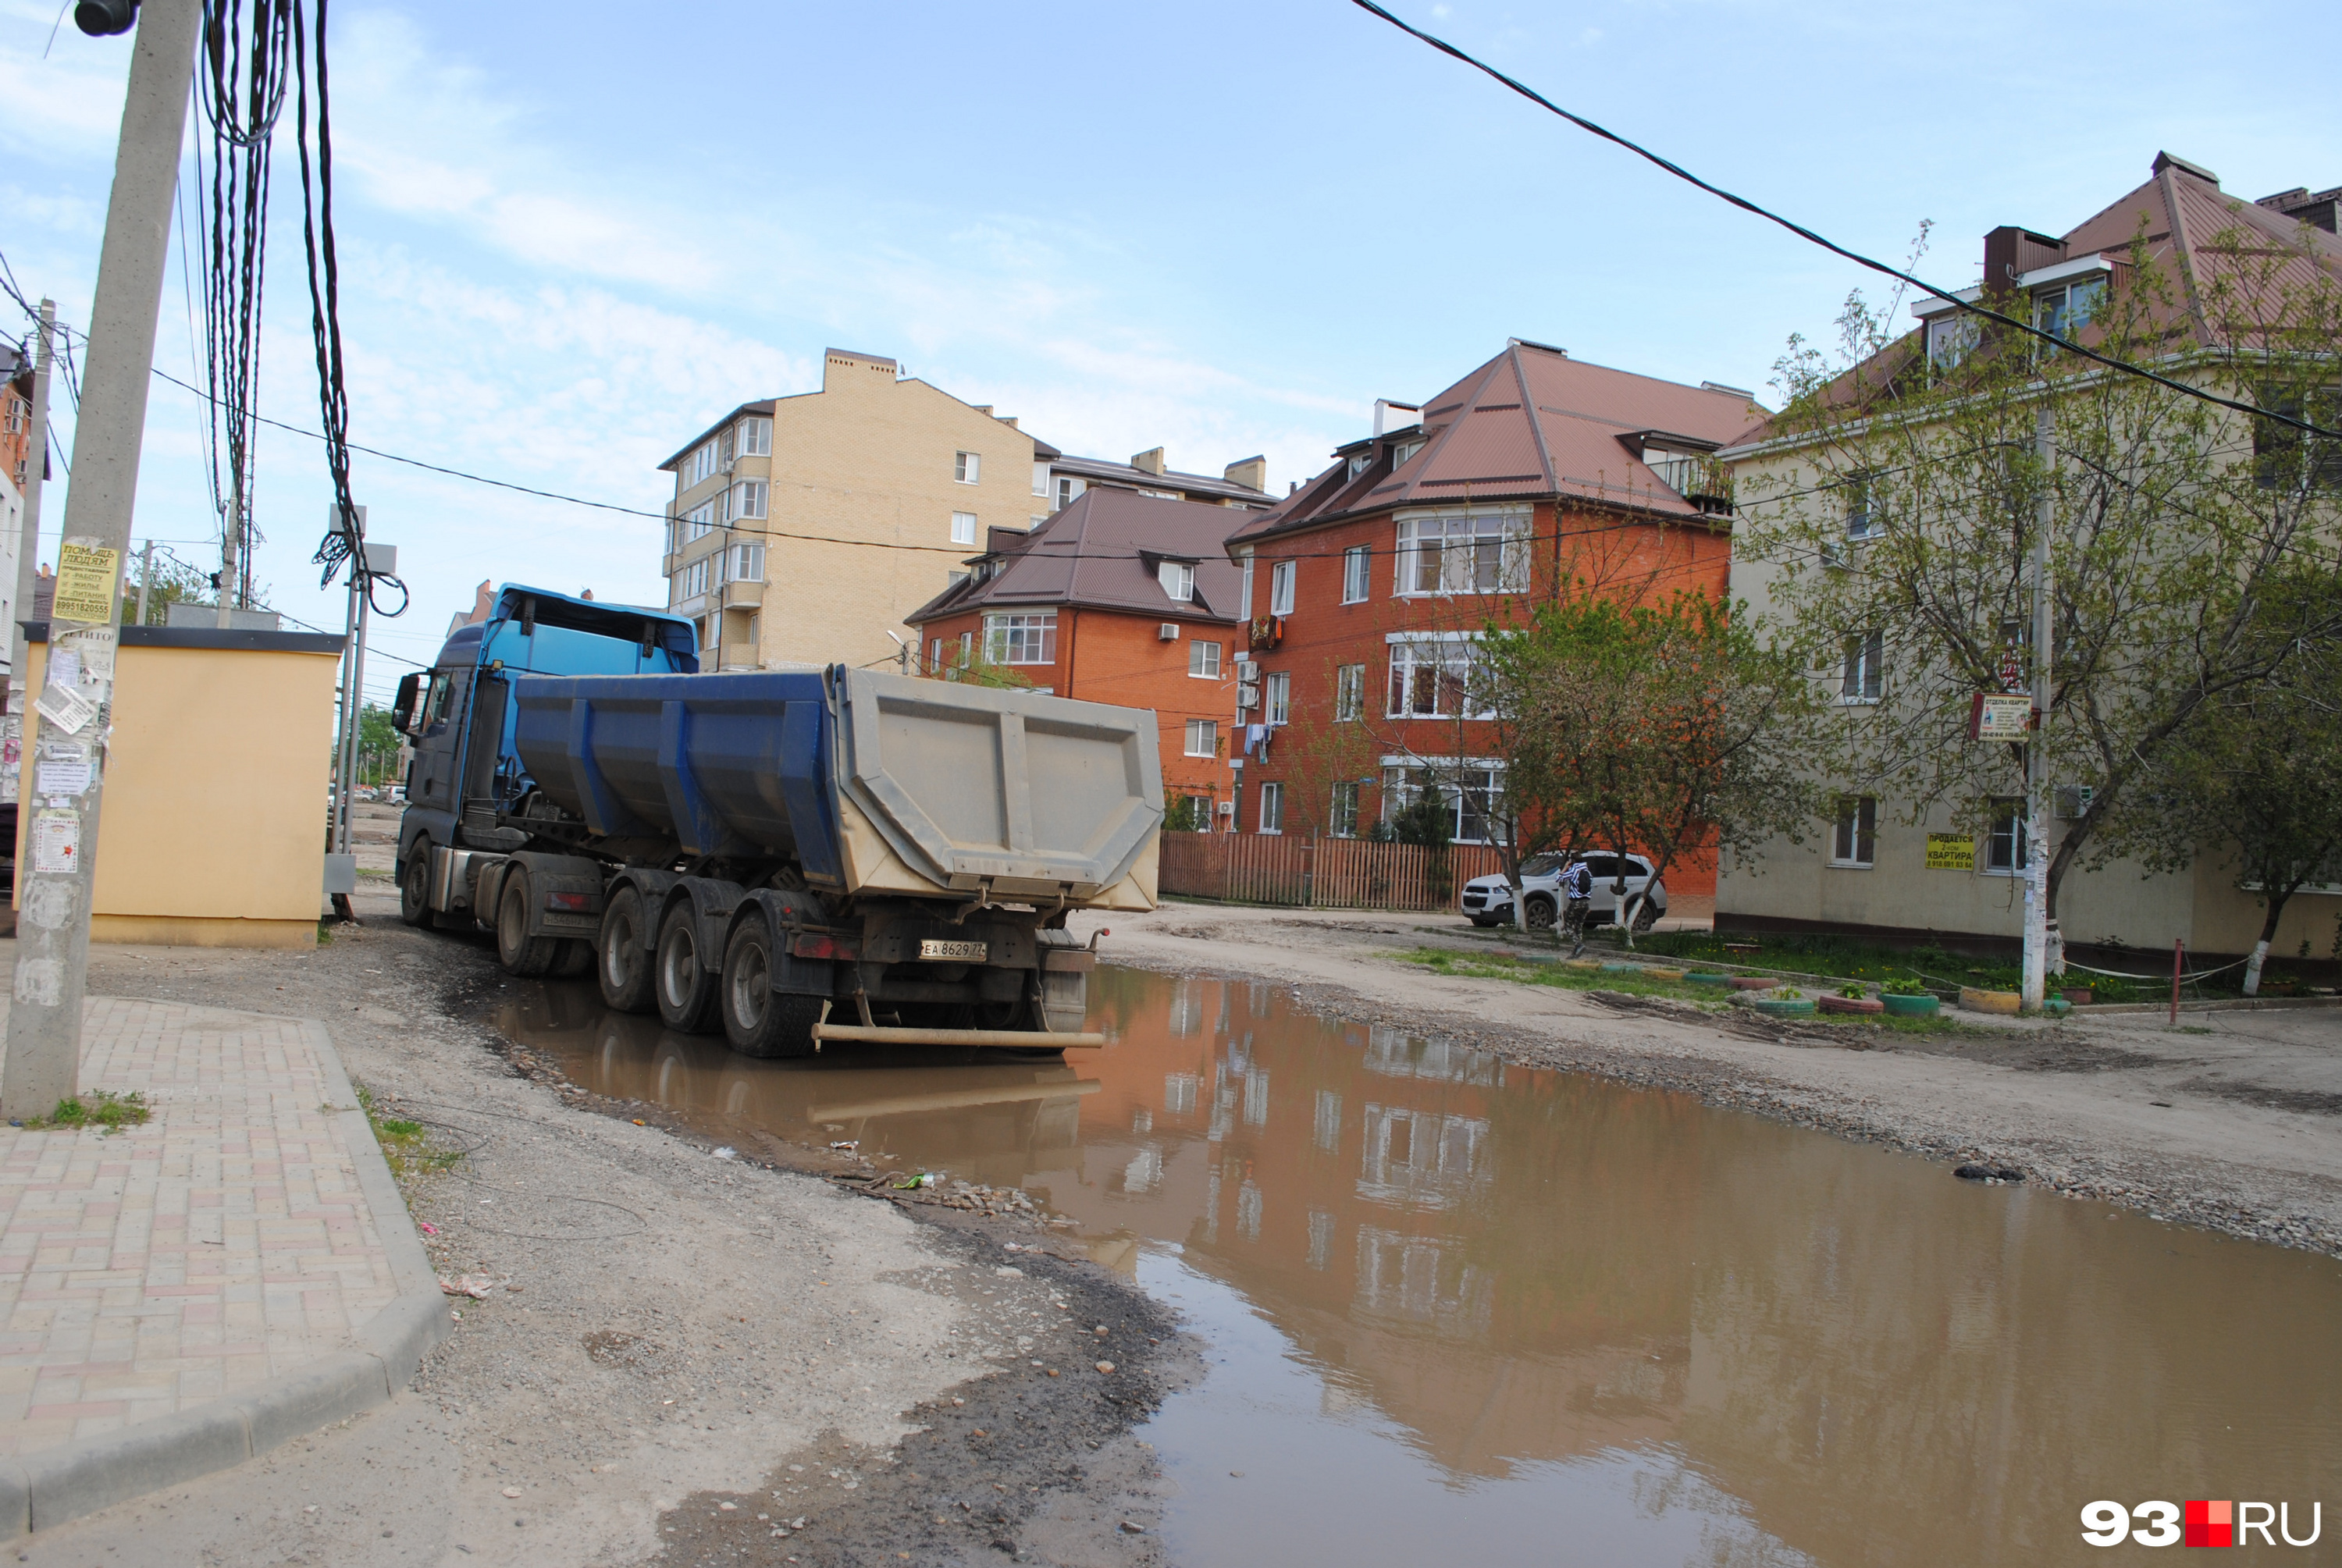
659,349,1046,672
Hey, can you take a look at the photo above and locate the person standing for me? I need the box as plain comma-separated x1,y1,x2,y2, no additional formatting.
1560,857,1593,958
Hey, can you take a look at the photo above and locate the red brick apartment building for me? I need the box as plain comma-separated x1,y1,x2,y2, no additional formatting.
907,488,1255,815
1222,340,1756,893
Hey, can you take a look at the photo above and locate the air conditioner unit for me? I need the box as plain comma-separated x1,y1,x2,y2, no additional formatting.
1237,684,1259,710
1159,623,1180,641
2054,784,2095,820
1234,659,1258,681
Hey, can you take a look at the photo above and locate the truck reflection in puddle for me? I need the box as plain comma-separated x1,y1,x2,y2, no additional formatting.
488,976,1097,1190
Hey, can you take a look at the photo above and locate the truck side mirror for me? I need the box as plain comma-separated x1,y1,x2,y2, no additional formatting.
391,672,422,734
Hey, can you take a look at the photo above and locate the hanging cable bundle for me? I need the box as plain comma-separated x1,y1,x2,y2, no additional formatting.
197,0,291,613
290,0,404,615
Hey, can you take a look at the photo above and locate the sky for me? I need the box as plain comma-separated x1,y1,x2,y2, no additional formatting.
3,0,2338,706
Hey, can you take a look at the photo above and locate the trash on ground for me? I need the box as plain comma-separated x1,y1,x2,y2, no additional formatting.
439,1274,497,1299
829,1140,859,1150
713,1146,737,1160
893,1172,936,1189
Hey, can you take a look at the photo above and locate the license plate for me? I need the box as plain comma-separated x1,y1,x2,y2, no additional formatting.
920,939,988,962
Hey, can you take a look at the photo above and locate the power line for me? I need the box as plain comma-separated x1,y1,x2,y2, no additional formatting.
1348,0,2342,443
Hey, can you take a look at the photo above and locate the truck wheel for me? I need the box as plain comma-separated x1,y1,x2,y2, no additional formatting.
655,902,722,1034
596,886,657,1014
721,916,817,1059
496,873,560,977
1525,895,1557,931
400,852,434,929
553,940,594,978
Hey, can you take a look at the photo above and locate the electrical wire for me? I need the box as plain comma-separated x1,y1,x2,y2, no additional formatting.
1348,0,2342,443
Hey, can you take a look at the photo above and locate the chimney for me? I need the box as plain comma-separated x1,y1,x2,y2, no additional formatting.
1982,226,2066,290
1131,447,1166,476
821,347,899,394
1223,456,1267,493
1372,400,1421,438
2257,184,2341,234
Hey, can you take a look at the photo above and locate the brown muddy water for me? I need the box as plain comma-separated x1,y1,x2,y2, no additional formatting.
489,965,2342,1566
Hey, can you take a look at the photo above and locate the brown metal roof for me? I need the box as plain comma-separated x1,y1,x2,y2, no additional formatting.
906,487,1251,627
1230,342,1764,546
656,399,778,472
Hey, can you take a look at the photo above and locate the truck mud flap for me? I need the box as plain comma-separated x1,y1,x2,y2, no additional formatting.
808,1002,1102,1050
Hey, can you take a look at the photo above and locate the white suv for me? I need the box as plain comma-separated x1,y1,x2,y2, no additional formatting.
1460,852,1668,933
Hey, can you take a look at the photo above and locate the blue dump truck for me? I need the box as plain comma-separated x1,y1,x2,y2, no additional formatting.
391,585,1161,1058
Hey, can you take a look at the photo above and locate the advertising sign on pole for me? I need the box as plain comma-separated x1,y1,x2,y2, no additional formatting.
1971,692,2035,741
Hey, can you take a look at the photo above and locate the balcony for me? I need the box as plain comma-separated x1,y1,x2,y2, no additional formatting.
721,580,764,610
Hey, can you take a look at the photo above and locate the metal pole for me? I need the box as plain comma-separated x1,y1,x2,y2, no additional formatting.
331,561,359,855
134,539,153,626
2,0,203,1119
2022,407,2054,1012
5,300,55,812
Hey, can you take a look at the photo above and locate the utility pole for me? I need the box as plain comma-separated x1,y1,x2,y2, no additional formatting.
2021,406,2055,1012
134,539,154,626
2,0,203,1120
5,300,55,811
327,528,383,923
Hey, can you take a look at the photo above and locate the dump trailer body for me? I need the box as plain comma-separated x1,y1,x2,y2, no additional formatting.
508,668,1159,908
395,595,1159,1058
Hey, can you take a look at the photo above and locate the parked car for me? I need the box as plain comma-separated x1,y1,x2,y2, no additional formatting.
1461,852,1668,932
384,784,407,805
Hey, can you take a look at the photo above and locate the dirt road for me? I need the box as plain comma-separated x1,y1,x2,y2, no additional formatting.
1072,901,2342,1257
19,892,1191,1568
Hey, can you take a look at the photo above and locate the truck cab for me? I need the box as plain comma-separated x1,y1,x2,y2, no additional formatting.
393,586,696,927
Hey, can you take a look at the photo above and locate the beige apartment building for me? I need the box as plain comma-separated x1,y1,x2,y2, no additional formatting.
658,347,1271,672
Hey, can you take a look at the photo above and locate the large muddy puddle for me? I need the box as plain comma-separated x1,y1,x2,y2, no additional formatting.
489,965,2342,1565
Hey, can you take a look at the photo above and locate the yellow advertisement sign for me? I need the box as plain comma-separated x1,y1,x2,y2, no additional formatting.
1926,834,1976,871
51,543,120,625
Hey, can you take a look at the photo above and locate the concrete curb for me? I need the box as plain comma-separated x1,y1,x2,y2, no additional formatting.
0,1019,451,1541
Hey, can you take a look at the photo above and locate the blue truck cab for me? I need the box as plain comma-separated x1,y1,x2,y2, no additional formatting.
392,585,696,921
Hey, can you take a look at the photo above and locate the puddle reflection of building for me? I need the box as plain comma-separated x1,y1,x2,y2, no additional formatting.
1073,970,1697,1480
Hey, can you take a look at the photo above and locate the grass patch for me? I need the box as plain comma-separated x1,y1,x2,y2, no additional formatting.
355,1083,464,1176
16,1089,151,1134
1628,930,2149,1003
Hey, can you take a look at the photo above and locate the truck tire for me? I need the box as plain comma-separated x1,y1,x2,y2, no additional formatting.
721,915,817,1059
553,940,594,978
596,885,657,1015
400,852,434,929
655,901,722,1034
496,873,561,977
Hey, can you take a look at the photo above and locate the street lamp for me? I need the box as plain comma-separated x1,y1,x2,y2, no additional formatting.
74,0,139,35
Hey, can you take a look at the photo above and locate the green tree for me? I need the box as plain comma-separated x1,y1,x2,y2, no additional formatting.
121,551,215,625
2127,568,2342,994
1487,588,1821,946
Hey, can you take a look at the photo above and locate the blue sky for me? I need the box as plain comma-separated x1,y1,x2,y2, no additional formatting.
4,0,2337,699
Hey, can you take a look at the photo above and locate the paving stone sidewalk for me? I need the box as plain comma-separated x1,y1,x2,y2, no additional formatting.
0,996,405,1461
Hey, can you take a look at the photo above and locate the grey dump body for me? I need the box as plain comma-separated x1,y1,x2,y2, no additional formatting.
397,621,1159,1059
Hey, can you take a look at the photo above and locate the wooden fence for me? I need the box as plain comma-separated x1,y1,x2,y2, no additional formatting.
1155,833,1512,912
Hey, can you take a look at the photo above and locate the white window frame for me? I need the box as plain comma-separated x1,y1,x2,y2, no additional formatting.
1269,560,1296,616
1189,640,1222,679
956,450,981,485
1379,757,1507,845
951,511,978,546
1985,796,2030,874
1159,560,1196,603
684,501,715,542
736,416,771,457
731,479,767,521
984,610,1058,666
1393,507,1531,597
1842,630,1884,703
1831,795,1877,867
1329,780,1360,838
1264,670,1290,727
1333,663,1365,722
1031,462,1050,497
1185,718,1218,758
1386,635,1493,720
727,542,766,583
1055,475,1083,510
1258,781,1285,835
1342,545,1371,604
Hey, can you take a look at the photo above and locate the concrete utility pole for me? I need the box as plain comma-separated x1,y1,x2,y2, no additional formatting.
2,0,203,1119
6,300,56,807
2021,407,2056,1012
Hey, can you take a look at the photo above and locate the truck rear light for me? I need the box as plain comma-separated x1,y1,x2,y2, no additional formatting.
791,933,859,962
545,891,591,912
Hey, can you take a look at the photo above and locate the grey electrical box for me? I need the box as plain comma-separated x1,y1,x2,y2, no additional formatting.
2054,784,2095,820
166,603,280,631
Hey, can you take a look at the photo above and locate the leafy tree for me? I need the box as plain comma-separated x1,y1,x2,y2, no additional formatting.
1388,788,1454,849
2127,568,2342,994
1742,219,2342,952
1162,795,1207,834
121,550,215,625
931,640,1034,690
1268,660,1380,838
1487,588,1821,947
